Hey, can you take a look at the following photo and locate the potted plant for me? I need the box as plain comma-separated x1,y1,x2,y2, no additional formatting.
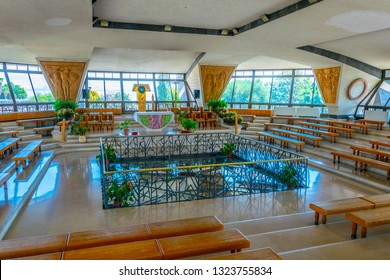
220,142,236,158
96,145,117,168
117,120,131,135
278,165,298,189
106,178,135,207
180,118,198,133
75,126,87,143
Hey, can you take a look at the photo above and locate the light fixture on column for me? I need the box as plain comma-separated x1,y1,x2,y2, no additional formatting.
100,19,109,27
220,29,229,35
260,14,269,23
231,28,239,35
164,25,172,31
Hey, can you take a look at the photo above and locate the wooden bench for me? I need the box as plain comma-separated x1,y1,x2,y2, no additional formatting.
33,126,54,136
309,197,375,225
0,233,69,260
370,140,390,150
346,206,390,239
263,123,284,131
286,125,339,143
300,122,354,138
16,117,57,128
270,128,322,147
331,150,390,179
201,247,282,260
0,172,11,188
358,119,385,130
0,137,21,158
11,140,43,168
63,239,162,260
157,229,250,259
12,252,63,260
306,119,370,134
257,131,305,152
350,145,390,161
67,216,224,250
0,131,18,138
310,194,390,225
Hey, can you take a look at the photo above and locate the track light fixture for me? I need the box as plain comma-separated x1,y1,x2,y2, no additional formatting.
231,28,239,35
260,14,269,23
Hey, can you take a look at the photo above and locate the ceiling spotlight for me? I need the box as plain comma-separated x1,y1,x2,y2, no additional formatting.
231,28,239,35
260,14,269,23
220,29,229,35
308,0,318,3
164,25,172,31
100,19,109,27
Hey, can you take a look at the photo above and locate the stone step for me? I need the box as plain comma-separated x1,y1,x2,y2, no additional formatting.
0,126,24,132
281,232,390,260
0,121,18,127
19,134,42,142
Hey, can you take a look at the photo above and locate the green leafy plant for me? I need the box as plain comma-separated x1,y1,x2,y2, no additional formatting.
116,120,131,130
208,100,228,111
181,118,198,131
220,143,236,157
73,126,87,136
278,165,298,188
223,112,243,125
107,179,135,207
53,100,78,113
96,145,117,166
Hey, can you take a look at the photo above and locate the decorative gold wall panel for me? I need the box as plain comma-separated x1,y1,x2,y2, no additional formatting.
314,67,340,104
200,65,236,103
39,61,87,102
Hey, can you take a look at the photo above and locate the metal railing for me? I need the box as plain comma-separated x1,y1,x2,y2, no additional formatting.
99,133,308,209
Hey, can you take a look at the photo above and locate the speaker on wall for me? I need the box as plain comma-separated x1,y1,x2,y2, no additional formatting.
194,89,200,99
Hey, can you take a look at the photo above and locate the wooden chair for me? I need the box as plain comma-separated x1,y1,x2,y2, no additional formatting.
101,112,114,131
191,112,205,129
86,112,101,132
204,111,218,128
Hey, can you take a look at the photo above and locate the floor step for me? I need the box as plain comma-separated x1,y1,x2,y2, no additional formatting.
19,134,42,142
0,126,24,132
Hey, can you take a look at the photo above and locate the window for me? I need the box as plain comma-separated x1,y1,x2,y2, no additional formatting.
7,73,36,103
270,77,292,104
30,74,55,102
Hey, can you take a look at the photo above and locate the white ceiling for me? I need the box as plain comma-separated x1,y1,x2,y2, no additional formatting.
0,0,389,73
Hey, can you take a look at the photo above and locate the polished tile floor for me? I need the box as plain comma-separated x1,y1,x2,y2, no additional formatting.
4,151,384,240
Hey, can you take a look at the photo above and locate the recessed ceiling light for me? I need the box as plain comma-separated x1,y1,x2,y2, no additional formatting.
44,18,72,26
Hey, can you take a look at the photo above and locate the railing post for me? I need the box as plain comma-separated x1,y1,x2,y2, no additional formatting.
235,114,238,134
61,119,66,142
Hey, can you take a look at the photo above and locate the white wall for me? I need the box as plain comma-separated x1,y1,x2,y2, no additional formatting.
186,64,203,107
335,65,381,115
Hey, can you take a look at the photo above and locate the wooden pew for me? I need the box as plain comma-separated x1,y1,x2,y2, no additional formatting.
0,131,18,138
0,234,69,260
346,206,390,238
0,138,21,158
309,197,375,225
257,131,305,152
63,239,162,260
157,229,250,259
370,140,390,150
331,150,390,179
270,128,322,147
310,194,390,225
0,172,11,188
201,247,282,260
300,122,354,138
285,125,339,142
358,119,385,130
33,126,54,136
67,216,224,250
350,145,390,161
11,140,43,168
13,252,63,260
16,117,57,128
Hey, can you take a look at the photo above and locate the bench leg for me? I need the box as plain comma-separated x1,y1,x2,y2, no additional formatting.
351,222,358,239
361,227,367,238
314,212,319,225
321,215,327,225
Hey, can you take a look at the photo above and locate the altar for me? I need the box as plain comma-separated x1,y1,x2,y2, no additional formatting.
133,111,174,130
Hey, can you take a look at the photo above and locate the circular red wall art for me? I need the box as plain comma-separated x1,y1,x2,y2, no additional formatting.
347,78,367,100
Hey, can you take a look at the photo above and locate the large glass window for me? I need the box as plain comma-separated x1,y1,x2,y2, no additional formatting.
6,73,36,103
30,74,55,102
221,68,324,110
0,72,13,104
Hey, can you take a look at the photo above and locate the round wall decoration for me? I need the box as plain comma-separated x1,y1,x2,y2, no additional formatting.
347,78,367,100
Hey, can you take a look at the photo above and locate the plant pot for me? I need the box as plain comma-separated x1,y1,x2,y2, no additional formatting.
181,130,191,133
78,135,87,143
123,128,130,135
131,131,139,136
